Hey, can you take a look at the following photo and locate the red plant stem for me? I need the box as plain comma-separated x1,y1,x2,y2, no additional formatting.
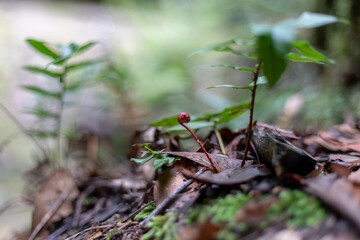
180,122,219,173
241,62,261,167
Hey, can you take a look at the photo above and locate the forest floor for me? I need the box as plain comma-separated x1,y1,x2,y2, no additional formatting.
16,120,360,240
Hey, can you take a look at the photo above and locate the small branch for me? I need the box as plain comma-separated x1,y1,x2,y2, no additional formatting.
241,62,261,167
29,184,74,240
140,168,205,226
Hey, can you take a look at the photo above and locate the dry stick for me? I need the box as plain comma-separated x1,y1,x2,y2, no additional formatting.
0,102,49,159
29,185,74,240
140,167,206,226
241,62,262,167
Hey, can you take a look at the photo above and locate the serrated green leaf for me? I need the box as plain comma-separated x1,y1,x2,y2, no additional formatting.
167,121,214,132
207,85,253,90
198,64,255,72
24,66,62,78
22,85,61,99
199,102,251,124
295,12,343,29
26,39,59,59
66,59,104,71
291,41,333,63
131,154,155,165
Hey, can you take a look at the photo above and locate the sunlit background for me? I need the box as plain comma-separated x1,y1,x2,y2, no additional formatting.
0,0,359,238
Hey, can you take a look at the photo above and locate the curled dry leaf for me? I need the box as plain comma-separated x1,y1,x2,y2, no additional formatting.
304,123,360,152
154,160,199,205
182,165,271,186
252,127,316,176
31,169,79,237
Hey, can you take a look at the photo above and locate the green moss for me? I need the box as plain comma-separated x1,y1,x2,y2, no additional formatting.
141,212,178,240
186,192,251,225
134,202,156,221
266,189,327,228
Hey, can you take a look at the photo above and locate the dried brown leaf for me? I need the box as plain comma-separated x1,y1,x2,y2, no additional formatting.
164,151,247,172
182,165,271,185
306,174,360,230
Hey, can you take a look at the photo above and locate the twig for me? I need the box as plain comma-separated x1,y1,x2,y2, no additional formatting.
29,184,74,240
123,200,155,222
0,102,49,159
65,221,138,240
140,168,206,226
241,62,261,167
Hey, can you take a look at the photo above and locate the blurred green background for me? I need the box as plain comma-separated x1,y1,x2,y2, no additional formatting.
0,0,359,238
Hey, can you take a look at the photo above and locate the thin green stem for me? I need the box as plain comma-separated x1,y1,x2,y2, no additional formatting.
57,70,66,166
214,127,226,155
241,62,261,167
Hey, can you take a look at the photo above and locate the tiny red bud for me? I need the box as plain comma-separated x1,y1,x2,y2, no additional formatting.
178,112,191,124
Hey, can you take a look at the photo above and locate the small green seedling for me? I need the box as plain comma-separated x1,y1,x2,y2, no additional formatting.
192,12,346,165
24,39,102,164
131,144,179,169
134,202,157,221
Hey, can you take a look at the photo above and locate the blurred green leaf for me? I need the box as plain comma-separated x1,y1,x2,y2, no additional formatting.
199,102,251,124
198,64,255,72
189,39,255,57
26,39,59,59
24,108,59,118
65,80,93,91
131,153,155,165
167,121,214,132
66,59,104,71
22,85,61,99
207,84,253,90
253,22,294,87
24,66,62,78
78,42,97,53
295,12,345,28
151,115,178,128
27,130,58,138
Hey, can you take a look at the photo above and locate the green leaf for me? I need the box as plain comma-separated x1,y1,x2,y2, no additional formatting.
286,53,323,63
199,102,251,124
151,116,178,128
167,121,214,132
291,41,333,63
253,22,294,87
207,85,253,90
65,59,104,71
22,85,61,99
24,108,59,118
24,66,62,78
189,39,255,57
295,12,345,29
131,153,155,165
26,39,59,59
27,130,58,138
78,42,97,53
197,64,255,72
